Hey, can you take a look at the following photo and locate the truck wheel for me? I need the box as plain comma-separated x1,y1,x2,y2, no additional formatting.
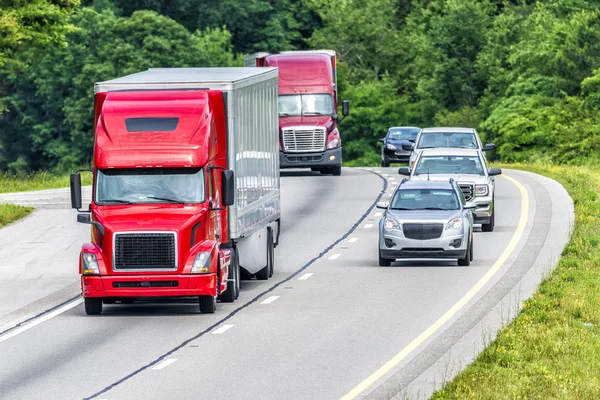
199,295,216,314
84,298,103,315
458,239,471,266
381,158,390,168
268,228,275,277
482,211,495,232
378,250,392,267
219,257,236,303
331,166,342,176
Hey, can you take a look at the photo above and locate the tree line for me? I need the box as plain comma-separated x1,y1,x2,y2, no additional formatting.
1,0,599,173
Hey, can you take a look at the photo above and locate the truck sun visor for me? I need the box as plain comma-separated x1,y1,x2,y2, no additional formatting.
125,117,179,132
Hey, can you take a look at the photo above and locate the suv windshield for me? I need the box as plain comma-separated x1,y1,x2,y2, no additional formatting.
387,128,420,141
390,189,460,210
417,132,478,149
95,168,205,205
278,94,333,116
415,155,485,175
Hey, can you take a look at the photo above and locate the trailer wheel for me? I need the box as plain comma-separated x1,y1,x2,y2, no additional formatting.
331,166,342,176
84,298,103,315
199,295,216,314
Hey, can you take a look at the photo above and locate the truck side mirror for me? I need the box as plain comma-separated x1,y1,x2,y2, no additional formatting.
221,169,235,206
70,173,82,210
342,100,350,117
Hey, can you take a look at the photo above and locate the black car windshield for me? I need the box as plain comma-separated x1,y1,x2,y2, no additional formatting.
387,128,420,141
415,155,485,175
278,94,333,116
417,132,478,149
390,189,460,210
95,168,205,205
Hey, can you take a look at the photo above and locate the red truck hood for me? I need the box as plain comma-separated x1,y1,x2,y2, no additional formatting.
94,204,206,232
279,115,333,129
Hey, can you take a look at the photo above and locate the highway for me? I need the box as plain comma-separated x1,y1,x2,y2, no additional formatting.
0,167,573,400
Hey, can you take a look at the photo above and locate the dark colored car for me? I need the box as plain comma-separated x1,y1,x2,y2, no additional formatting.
379,126,421,167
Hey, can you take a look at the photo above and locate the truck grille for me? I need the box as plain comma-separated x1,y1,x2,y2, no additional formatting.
459,184,474,201
403,223,444,240
282,127,326,153
113,232,177,270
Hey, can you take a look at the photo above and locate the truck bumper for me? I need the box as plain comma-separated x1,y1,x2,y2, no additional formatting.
81,274,217,298
279,147,342,169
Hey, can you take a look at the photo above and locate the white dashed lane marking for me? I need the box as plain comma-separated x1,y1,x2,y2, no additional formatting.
364,224,373,229
328,254,340,260
152,359,177,370
349,238,359,243
212,324,234,335
298,273,314,281
260,296,280,305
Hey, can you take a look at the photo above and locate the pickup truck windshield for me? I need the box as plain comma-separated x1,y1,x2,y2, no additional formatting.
278,94,333,116
417,132,478,149
95,168,205,205
390,189,459,210
415,156,485,176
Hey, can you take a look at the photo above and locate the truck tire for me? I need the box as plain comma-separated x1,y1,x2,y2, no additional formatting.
378,250,392,267
219,256,236,303
84,298,103,315
199,295,216,314
458,239,471,266
331,166,342,176
482,210,495,232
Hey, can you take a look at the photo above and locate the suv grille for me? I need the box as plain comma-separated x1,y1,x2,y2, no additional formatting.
403,223,444,240
282,127,326,153
114,232,177,270
459,184,474,201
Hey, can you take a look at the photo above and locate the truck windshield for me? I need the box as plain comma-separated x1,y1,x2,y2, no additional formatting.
390,189,460,211
278,94,333,116
415,156,485,176
95,168,205,205
417,132,478,149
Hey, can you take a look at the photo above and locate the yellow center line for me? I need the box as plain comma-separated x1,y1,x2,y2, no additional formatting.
341,174,530,399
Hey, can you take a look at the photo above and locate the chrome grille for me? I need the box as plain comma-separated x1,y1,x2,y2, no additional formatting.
282,127,326,153
459,184,474,201
113,232,177,270
403,223,444,240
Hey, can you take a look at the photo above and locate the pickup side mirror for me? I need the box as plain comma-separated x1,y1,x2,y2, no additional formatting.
70,173,82,210
402,143,414,151
376,201,389,209
488,168,502,176
398,167,411,176
342,100,350,117
464,202,477,210
378,138,385,143
483,143,496,151
221,169,235,206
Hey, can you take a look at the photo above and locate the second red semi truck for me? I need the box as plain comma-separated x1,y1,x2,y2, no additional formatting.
70,68,281,315
245,50,349,176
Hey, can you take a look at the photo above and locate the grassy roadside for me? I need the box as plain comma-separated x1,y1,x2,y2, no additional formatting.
431,164,600,399
0,171,92,228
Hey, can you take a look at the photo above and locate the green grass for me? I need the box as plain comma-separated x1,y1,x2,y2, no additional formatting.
0,203,33,228
431,163,600,399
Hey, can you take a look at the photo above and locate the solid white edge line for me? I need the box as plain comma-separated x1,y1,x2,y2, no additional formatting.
152,358,177,370
212,324,234,335
298,273,314,281
328,253,341,260
0,298,83,344
260,296,280,305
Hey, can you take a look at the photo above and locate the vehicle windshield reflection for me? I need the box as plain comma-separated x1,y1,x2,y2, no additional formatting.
415,156,485,176
278,94,333,116
389,189,460,211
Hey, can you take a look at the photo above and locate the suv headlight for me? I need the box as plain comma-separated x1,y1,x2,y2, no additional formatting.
191,251,212,274
475,185,489,196
446,218,463,231
384,218,401,231
386,144,397,150
82,253,100,275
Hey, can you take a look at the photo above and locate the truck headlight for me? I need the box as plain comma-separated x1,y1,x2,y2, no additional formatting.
82,253,100,275
191,251,212,274
327,138,340,149
475,185,489,196
384,218,401,231
446,218,463,231
386,144,397,150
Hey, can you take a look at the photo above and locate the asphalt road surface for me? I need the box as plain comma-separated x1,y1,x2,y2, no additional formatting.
0,167,573,400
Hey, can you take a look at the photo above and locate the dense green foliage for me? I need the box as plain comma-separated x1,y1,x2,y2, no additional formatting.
0,0,599,172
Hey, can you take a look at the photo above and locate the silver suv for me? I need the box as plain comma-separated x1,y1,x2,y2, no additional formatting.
377,179,475,266
406,127,495,170
400,148,502,231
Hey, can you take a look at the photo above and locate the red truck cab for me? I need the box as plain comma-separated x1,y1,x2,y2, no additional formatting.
246,51,349,176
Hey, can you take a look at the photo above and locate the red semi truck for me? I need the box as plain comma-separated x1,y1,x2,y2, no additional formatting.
70,68,281,315
245,50,349,176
